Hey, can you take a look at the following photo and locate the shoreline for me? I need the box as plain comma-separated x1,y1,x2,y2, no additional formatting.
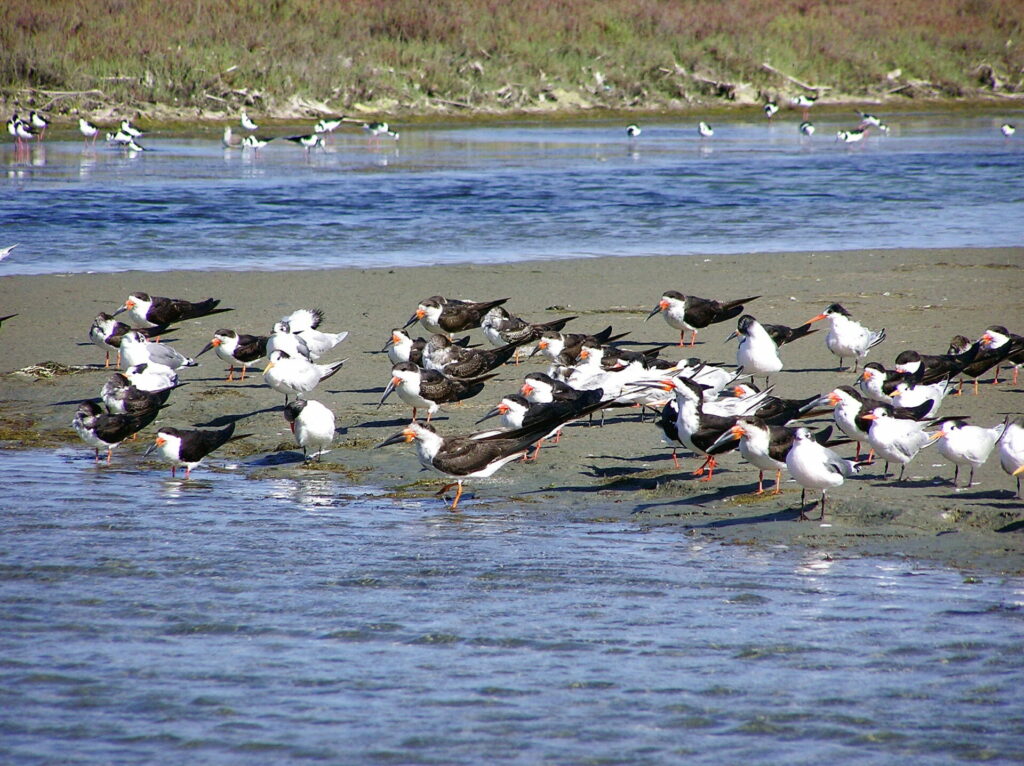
1,247,1022,573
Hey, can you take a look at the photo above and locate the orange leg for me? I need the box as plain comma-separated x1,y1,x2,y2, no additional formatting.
772,469,783,495
754,470,765,495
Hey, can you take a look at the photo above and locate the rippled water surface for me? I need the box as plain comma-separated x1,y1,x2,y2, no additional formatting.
1,449,1022,764
1,112,1022,275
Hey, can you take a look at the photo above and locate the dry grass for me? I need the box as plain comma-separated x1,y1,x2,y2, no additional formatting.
2,0,1022,116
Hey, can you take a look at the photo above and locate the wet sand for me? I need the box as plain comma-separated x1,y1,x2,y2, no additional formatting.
1,247,1021,572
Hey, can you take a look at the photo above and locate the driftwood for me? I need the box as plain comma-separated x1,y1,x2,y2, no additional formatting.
761,63,831,93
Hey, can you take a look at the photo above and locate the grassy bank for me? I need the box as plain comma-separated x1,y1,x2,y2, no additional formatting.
2,0,1023,120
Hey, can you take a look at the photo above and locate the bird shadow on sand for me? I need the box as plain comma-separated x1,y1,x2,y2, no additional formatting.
247,450,307,467
195,405,280,428
356,415,448,429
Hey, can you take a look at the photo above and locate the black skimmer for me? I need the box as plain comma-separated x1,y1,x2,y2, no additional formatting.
520,372,595,406
647,290,759,347
283,399,335,461
379,362,495,422
480,306,577,350
981,325,1024,385
727,384,825,426
89,312,174,368
932,419,1006,488
861,407,936,481
72,400,159,464
726,314,816,385
530,325,628,363
405,296,510,337
383,328,473,366
197,329,269,380
376,418,561,510
799,121,815,137
119,330,196,371
0,312,17,328
1000,123,1016,138
263,350,345,404
709,417,833,496
764,101,779,119
477,389,607,460
636,375,741,481
698,121,714,138
947,329,1015,394
362,121,399,140
791,94,817,119
101,372,175,416
893,348,970,386
626,124,641,138
145,423,247,479
240,112,258,131
998,417,1024,497
424,334,522,378
78,118,100,144
114,292,232,329
805,303,885,371
785,426,858,521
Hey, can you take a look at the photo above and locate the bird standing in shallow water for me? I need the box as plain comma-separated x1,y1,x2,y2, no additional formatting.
145,423,247,479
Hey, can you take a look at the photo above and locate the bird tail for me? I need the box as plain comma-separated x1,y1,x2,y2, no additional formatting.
868,328,887,350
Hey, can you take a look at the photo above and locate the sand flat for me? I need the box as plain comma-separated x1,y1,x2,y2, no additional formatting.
1,247,1021,571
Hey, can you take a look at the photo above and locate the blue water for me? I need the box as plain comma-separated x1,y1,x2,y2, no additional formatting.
1,112,1022,275
3,114,1024,763
2,449,1022,764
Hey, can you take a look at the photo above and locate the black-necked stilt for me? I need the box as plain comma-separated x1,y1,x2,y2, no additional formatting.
240,111,258,131
362,121,399,140
79,117,99,144
799,121,815,136
763,101,779,119
792,94,817,120
1001,123,1016,137
626,123,641,138
698,121,714,138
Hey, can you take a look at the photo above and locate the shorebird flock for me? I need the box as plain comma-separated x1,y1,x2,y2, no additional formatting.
63,282,1024,518
6,105,1018,160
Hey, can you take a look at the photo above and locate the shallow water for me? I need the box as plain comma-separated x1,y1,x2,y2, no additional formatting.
1,112,1022,275
1,449,1023,764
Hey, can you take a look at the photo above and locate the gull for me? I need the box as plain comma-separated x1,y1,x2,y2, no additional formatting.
998,417,1024,497
283,399,335,461
785,426,858,521
119,330,197,371
932,420,1006,488
862,407,936,481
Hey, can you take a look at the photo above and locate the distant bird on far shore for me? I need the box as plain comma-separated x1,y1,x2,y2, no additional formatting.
698,121,714,138
363,121,399,140
792,94,818,119
626,124,641,138
1001,123,1015,137
79,118,100,144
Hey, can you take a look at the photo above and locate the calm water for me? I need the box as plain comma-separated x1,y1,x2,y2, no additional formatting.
1,449,1022,765
1,112,1022,275
3,114,1024,763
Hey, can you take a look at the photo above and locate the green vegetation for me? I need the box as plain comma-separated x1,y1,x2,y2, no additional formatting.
2,0,1022,118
